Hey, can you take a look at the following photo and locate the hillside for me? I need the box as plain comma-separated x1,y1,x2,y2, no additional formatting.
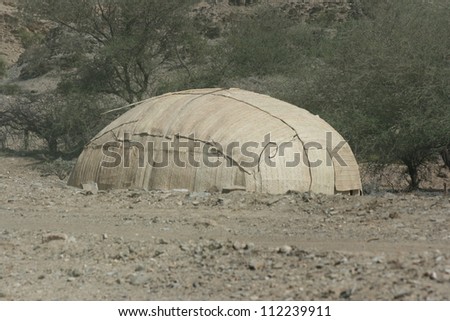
0,0,22,66
0,0,352,97
0,0,353,66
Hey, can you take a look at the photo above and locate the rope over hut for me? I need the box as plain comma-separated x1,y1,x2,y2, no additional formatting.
68,88,362,195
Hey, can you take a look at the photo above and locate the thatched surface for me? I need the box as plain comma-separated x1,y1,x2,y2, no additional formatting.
68,88,362,194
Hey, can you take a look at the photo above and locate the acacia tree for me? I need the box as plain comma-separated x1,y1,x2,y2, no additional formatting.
0,94,107,157
19,0,203,103
301,0,450,189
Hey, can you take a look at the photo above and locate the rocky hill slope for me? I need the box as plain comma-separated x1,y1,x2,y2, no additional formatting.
0,0,353,66
0,0,22,66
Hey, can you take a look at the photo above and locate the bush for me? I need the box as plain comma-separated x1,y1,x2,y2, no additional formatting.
225,8,297,77
17,27,44,49
18,46,52,79
0,84,21,95
300,0,450,189
34,158,76,180
0,93,110,157
19,0,205,103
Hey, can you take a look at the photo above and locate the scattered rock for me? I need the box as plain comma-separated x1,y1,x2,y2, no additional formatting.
179,243,190,252
189,192,211,199
389,212,400,219
82,182,98,195
42,233,68,243
265,196,285,206
278,245,292,255
135,265,145,272
302,192,315,202
192,281,202,288
372,256,384,264
233,241,246,250
393,290,412,300
245,242,255,251
216,198,232,206
153,250,165,258
207,240,223,251
222,186,246,194
127,273,150,286
68,269,83,278
158,238,169,245
248,259,265,271
384,193,397,200
425,271,438,280
30,183,43,189
339,289,353,299
194,219,217,228
128,192,141,198
207,186,220,193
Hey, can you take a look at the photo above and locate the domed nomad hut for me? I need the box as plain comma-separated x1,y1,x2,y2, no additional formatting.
68,88,362,195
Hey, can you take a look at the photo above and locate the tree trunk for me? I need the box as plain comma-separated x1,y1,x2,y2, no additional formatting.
47,137,58,157
0,131,5,150
441,145,450,169
405,161,420,190
23,130,29,151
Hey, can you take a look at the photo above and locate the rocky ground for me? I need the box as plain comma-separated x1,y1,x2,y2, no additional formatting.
1,155,450,300
0,0,22,66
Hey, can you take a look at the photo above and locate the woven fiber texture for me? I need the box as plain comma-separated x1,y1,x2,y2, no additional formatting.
68,88,362,195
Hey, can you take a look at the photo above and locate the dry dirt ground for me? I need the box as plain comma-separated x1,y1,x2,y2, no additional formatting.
1,155,450,301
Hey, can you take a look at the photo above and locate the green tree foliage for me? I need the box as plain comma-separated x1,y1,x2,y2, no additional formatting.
0,94,109,157
300,0,450,189
223,7,330,78
19,0,203,103
225,8,297,77
6,0,450,187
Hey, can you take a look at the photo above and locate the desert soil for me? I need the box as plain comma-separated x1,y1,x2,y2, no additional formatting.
0,155,450,301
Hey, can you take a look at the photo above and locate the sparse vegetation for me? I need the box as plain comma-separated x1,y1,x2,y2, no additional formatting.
297,0,450,189
17,27,44,49
224,8,297,77
2,0,449,189
18,0,204,103
0,93,110,157
0,83,21,95
34,157,76,179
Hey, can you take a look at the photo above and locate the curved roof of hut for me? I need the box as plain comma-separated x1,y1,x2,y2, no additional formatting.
68,88,362,195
